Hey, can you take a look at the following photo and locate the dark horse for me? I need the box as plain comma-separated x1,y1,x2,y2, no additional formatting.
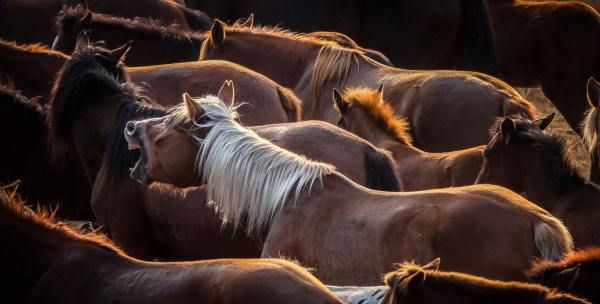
185,0,497,72
0,189,344,304
47,40,399,259
0,86,92,220
476,114,600,248
529,248,600,304
53,7,205,66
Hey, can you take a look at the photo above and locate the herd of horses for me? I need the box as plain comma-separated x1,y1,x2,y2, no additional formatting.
2,0,600,303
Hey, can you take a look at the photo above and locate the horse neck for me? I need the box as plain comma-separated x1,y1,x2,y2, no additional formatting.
288,172,364,211
359,128,422,161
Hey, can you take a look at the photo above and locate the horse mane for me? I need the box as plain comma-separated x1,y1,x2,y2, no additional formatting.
57,6,203,48
384,261,588,303
167,96,334,235
582,106,599,161
342,87,413,146
490,116,586,192
529,248,600,278
0,188,123,254
0,39,69,59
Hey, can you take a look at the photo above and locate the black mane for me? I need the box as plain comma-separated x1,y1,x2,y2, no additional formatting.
57,6,204,50
0,86,45,125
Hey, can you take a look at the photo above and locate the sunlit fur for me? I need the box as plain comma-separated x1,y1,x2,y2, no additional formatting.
582,106,599,159
167,96,335,235
382,260,589,304
342,87,413,146
530,247,600,278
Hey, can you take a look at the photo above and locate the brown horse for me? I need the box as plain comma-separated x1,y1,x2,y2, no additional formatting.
582,77,600,183
0,86,92,219
476,114,600,248
333,86,484,190
53,7,206,66
47,42,399,259
0,189,344,304
486,0,600,134
529,248,600,304
200,20,536,152
126,93,573,285
381,259,589,304
0,1,209,45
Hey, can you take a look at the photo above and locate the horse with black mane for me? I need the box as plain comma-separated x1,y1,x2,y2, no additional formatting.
476,114,600,248
126,91,573,285
0,86,92,219
47,40,399,259
0,188,344,304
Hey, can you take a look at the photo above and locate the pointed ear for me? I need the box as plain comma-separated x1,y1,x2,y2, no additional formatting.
587,77,600,108
376,83,384,102
421,258,441,271
333,89,348,114
500,117,516,141
110,41,132,65
78,11,93,29
218,80,235,106
534,113,555,130
211,19,226,48
240,14,254,29
183,93,204,120
74,30,90,52
551,264,581,290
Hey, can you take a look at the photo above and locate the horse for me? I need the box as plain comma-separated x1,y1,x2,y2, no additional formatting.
485,0,600,134
0,40,68,102
381,259,589,304
305,31,393,66
0,1,209,45
0,86,92,220
529,248,600,304
185,0,497,72
582,77,600,183
47,41,399,259
53,7,205,66
199,20,536,152
0,189,344,304
333,86,484,190
126,92,573,285
476,114,600,248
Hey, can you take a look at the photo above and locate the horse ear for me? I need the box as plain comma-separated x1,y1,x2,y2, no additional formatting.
240,14,254,29
211,19,226,48
376,83,384,102
500,117,516,141
421,258,441,271
110,41,132,65
587,77,600,108
218,80,235,106
183,93,204,120
333,89,348,114
74,30,90,52
534,113,555,131
551,264,581,290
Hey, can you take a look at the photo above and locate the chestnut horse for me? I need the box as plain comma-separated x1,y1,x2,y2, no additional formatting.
333,86,484,190
476,114,600,248
47,42,399,259
200,21,536,152
126,93,573,285
381,259,589,304
582,77,600,183
486,0,600,134
0,189,344,304
0,86,92,219
0,0,209,45
53,7,206,66
529,248,600,304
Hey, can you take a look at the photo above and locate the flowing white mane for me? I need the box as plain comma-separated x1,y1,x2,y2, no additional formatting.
171,96,335,235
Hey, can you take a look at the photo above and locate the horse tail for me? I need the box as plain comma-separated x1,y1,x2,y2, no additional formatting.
533,214,574,261
277,86,303,122
180,6,212,31
365,148,401,191
582,105,599,163
456,0,497,74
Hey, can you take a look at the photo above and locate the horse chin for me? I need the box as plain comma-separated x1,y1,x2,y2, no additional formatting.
130,159,150,185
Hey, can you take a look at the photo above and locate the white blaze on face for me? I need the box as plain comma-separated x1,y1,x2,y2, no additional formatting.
51,34,60,50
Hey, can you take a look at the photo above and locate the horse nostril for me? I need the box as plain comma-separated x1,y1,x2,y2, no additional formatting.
126,121,137,135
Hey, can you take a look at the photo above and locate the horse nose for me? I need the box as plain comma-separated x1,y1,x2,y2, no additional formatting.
125,121,137,135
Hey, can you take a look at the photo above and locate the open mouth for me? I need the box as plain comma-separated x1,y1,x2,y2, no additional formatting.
124,132,150,184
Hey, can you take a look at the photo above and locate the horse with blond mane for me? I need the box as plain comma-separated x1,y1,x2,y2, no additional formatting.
333,85,484,190
199,20,536,152
126,91,572,285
